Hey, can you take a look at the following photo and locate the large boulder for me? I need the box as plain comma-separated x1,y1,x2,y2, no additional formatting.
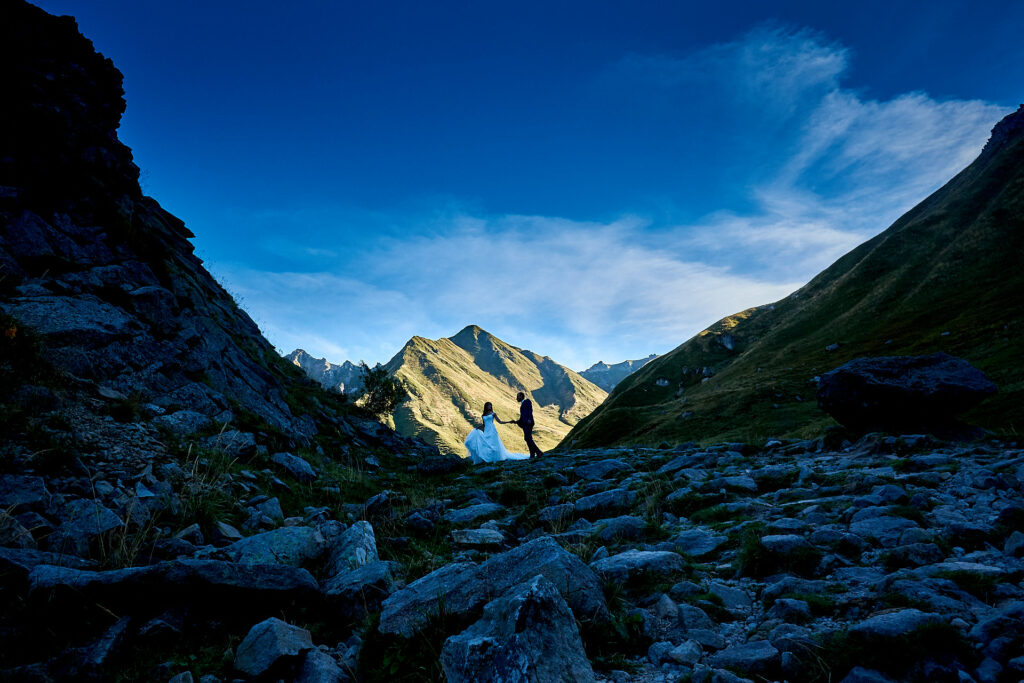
29,559,318,613
272,452,317,482
706,640,779,677
590,549,685,583
322,560,402,620
444,503,505,525
0,474,50,511
441,574,595,683
323,521,378,578
672,529,727,558
234,617,313,677
49,498,124,556
850,609,943,639
573,488,637,518
379,537,609,637
222,526,327,567
0,547,93,587
591,516,645,543
817,353,996,434
574,459,633,481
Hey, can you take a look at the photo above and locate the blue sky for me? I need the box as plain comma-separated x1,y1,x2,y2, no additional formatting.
36,1,1020,370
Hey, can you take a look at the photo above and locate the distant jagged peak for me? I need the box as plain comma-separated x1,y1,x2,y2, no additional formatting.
580,354,660,391
285,348,312,362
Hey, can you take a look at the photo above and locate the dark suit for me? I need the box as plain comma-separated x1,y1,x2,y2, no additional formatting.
516,398,543,457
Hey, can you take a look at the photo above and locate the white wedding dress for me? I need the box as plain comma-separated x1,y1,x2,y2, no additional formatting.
464,413,529,463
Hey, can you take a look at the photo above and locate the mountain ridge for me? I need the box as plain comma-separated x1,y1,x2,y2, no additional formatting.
384,325,607,455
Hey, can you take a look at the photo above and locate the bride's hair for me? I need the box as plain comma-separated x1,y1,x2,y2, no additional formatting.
482,402,493,415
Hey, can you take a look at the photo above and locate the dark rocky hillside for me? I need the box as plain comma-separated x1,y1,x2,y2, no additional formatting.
565,106,1024,448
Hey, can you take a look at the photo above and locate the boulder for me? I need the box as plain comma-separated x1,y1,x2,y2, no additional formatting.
573,488,637,517
323,521,378,578
760,534,810,554
322,560,402,620
234,617,313,677
444,503,505,525
700,475,758,493
767,598,811,623
0,474,50,510
0,513,36,549
212,521,244,545
839,668,901,683
29,559,318,612
706,582,753,611
378,562,479,637
0,547,92,587
574,459,633,481
969,601,1024,650
451,528,504,546
222,526,327,567
538,503,575,528
707,640,779,677
591,515,645,543
379,537,609,637
416,453,466,475
590,549,684,583
49,498,124,555
850,609,943,639
668,640,703,665
850,516,920,548
296,649,346,683
672,529,727,558
440,574,595,683
151,410,213,437
817,353,997,434
272,452,317,482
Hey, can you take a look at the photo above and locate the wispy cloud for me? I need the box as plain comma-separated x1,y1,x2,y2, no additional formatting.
643,26,1007,278
211,25,1008,371
213,217,799,371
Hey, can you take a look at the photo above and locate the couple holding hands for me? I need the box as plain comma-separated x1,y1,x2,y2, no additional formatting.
464,391,544,463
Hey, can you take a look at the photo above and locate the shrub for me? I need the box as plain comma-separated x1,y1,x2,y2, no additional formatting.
357,363,408,421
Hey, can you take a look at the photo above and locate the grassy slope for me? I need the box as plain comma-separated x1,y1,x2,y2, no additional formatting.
386,325,607,455
565,108,1024,448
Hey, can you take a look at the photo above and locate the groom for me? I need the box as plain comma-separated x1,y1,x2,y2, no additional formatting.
513,391,544,458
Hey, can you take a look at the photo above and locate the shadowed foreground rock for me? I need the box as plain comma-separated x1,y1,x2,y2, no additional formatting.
379,536,609,637
817,353,996,435
234,617,313,678
441,574,595,683
29,559,318,611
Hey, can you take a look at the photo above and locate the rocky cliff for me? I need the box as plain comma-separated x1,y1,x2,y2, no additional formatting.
0,0,327,439
565,105,1024,448
384,325,607,454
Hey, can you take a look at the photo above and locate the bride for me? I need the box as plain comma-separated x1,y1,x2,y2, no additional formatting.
464,402,529,464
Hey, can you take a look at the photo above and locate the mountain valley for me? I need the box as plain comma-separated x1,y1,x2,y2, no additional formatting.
2,3,1024,683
